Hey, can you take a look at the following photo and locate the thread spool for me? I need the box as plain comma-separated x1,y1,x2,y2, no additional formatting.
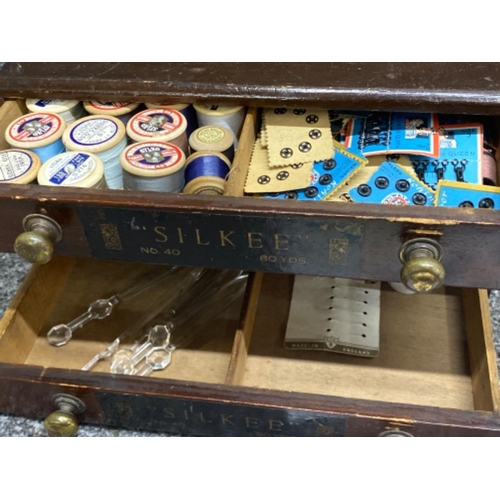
189,125,235,162
145,103,198,137
120,141,186,192
0,149,41,184
483,150,497,186
26,99,84,125
127,108,188,154
183,151,230,196
5,112,66,163
84,101,140,127
63,115,127,189
193,104,245,148
38,152,107,189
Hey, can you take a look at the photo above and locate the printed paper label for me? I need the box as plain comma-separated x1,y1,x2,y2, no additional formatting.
130,110,183,137
0,151,33,181
125,143,182,170
46,153,94,185
8,113,62,143
70,118,118,146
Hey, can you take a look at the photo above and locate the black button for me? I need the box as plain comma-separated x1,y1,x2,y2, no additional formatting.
374,176,389,189
395,179,410,192
357,184,372,197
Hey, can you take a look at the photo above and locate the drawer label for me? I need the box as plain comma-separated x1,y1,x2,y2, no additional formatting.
77,207,364,276
96,392,347,437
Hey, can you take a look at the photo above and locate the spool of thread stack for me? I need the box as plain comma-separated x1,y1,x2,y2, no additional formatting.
120,141,186,192
26,99,85,125
183,151,230,196
63,115,127,189
483,151,498,186
0,149,41,185
145,103,198,137
5,112,66,163
38,152,107,189
189,125,234,162
127,108,188,154
193,104,245,148
84,101,140,126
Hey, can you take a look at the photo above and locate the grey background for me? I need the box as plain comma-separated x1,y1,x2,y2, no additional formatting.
0,253,499,437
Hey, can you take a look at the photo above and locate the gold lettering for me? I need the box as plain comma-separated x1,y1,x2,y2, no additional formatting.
245,417,260,429
154,226,168,243
177,228,185,244
269,419,284,431
164,408,175,419
195,229,210,246
221,415,235,426
248,232,263,249
274,233,290,250
184,410,190,421
219,230,236,247
199,412,209,423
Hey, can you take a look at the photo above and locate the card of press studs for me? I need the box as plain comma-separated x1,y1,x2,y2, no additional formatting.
284,276,380,357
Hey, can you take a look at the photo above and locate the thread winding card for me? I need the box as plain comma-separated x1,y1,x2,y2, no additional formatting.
244,137,313,193
264,107,333,167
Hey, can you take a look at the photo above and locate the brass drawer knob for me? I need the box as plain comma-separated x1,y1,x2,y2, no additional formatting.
44,394,86,437
14,214,62,264
378,430,414,437
399,238,445,293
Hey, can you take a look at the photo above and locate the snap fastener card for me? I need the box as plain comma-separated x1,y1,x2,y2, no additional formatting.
284,276,380,357
409,124,483,189
344,112,440,158
244,137,313,193
264,107,333,167
263,141,366,201
435,180,500,209
349,160,435,206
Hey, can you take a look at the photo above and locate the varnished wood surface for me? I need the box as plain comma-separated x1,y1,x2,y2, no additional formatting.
2,63,500,113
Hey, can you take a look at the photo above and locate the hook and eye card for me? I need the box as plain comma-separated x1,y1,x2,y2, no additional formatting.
284,276,381,357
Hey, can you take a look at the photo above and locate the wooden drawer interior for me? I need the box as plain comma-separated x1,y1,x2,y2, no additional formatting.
0,258,498,415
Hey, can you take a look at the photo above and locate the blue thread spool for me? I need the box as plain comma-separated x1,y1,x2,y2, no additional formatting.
120,141,186,192
63,115,127,189
145,103,198,137
38,152,106,189
5,112,66,163
84,101,140,127
0,149,42,184
26,99,85,125
183,151,231,196
189,125,234,162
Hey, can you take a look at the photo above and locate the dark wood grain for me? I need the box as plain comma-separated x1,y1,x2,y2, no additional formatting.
2,184,500,288
2,63,500,113
0,363,498,436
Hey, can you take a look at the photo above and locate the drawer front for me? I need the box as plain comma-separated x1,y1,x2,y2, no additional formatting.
1,100,500,288
0,257,499,436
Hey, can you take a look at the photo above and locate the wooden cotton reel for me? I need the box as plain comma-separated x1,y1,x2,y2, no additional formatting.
0,149,42,185
5,112,66,163
120,141,186,192
193,104,245,147
189,125,234,162
83,101,140,126
127,108,188,154
145,103,198,136
37,152,106,189
183,151,231,196
26,99,85,125
63,115,127,189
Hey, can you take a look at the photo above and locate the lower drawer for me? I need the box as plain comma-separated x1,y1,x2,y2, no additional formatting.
0,258,499,436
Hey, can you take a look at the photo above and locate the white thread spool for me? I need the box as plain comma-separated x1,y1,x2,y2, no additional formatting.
189,125,235,162
193,104,245,148
5,112,66,163
84,101,140,127
63,115,126,189
38,151,107,189
0,149,41,184
120,141,186,192
127,108,188,154
26,99,84,125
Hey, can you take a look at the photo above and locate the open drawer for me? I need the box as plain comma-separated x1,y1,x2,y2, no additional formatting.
0,257,499,436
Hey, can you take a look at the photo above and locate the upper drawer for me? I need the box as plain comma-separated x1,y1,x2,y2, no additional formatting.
1,92,500,289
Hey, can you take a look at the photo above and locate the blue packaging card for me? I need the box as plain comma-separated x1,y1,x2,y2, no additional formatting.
264,142,365,201
349,161,435,206
409,124,483,188
436,180,500,209
344,112,440,158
